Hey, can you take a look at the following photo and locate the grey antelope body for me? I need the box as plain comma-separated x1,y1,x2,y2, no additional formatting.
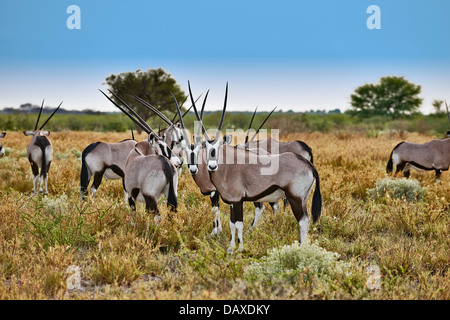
23,100,62,194
386,136,450,182
187,82,322,252
100,89,181,223
0,132,6,157
124,141,178,220
80,137,137,200
208,144,322,252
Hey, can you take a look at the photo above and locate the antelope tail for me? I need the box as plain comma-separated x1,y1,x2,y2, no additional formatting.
386,149,394,174
311,168,322,223
40,144,47,178
167,177,177,211
80,142,98,196
386,142,404,174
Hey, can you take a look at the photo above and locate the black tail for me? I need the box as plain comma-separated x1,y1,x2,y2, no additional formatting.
386,150,394,174
40,145,47,178
161,158,177,211
311,168,322,223
386,142,404,174
167,175,177,211
80,142,99,196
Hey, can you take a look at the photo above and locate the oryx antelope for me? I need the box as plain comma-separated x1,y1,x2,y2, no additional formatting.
80,131,137,200
173,86,281,235
23,100,62,194
386,137,450,182
238,106,315,211
0,132,6,157
386,102,450,182
189,82,322,252
100,90,181,222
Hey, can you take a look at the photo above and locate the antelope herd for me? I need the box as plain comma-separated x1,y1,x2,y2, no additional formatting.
0,84,449,252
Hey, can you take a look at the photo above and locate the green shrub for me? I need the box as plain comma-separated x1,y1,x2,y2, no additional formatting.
366,177,425,202
244,241,350,285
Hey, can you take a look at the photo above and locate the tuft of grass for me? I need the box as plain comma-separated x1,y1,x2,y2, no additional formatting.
367,177,426,202
244,241,351,285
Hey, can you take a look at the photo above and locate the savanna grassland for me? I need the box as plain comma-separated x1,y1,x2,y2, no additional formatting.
0,130,448,300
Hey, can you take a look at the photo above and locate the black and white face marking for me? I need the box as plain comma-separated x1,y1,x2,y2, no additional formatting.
150,134,182,168
186,143,202,175
205,134,232,172
180,135,203,175
171,124,187,148
0,132,5,157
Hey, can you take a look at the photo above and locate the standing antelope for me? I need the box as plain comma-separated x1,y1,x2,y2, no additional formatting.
386,103,450,182
80,131,137,200
173,87,281,236
0,132,6,157
100,90,181,222
23,100,62,194
188,82,322,253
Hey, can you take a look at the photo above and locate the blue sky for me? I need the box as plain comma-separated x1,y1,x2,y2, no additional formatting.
1,0,449,113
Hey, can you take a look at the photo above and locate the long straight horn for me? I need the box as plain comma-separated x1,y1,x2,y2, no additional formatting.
245,107,258,144
107,90,158,136
99,90,150,134
39,101,63,130
129,95,173,125
170,92,190,143
215,82,228,141
188,81,210,141
172,93,202,123
34,99,45,131
131,128,135,140
249,106,277,143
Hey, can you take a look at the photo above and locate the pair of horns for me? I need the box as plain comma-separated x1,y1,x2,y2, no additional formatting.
188,81,228,143
99,89,160,139
34,99,63,131
244,106,277,144
171,82,212,144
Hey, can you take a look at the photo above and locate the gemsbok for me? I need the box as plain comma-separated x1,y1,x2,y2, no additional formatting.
173,86,281,236
100,90,181,222
0,132,6,157
23,100,62,194
185,83,322,252
80,130,137,200
386,103,450,182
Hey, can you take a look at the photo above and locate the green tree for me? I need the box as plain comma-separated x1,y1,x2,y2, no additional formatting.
104,68,186,129
349,76,423,118
431,99,443,114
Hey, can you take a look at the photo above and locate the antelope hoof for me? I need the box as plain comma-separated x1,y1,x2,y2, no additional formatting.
210,226,222,236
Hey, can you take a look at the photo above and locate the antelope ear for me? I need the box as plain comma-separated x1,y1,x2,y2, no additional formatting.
41,131,50,136
222,134,232,145
148,133,156,144
23,131,35,136
0,132,5,138
193,134,203,146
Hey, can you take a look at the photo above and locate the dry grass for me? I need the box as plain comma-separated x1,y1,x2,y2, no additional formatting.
0,130,448,300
